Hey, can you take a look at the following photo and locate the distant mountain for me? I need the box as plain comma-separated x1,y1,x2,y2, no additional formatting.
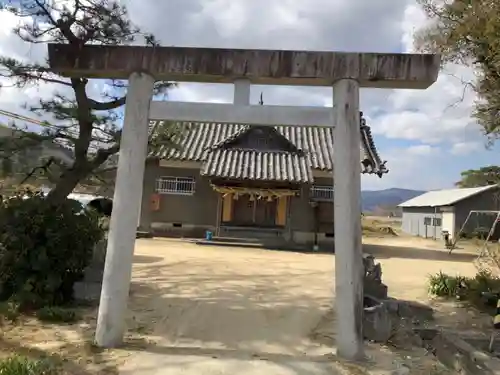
361,188,425,212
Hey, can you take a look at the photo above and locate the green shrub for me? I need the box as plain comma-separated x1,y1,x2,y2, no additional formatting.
0,189,104,310
0,355,57,375
35,306,81,323
0,301,21,323
428,270,500,313
428,271,467,297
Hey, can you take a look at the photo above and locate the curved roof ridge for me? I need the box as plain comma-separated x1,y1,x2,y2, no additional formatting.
360,113,388,178
148,120,388,177
210,124,302,154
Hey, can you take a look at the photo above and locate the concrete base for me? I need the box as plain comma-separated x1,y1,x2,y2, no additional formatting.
151,222,215,238
292,231,335,245
194,238,327,253
136,231,154,239
149,223,335,247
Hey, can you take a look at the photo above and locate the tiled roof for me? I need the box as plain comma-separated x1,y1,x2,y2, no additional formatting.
201,149,313,183
149,118,388,178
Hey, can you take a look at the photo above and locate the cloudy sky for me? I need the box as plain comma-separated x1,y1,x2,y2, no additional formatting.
0,0,498,191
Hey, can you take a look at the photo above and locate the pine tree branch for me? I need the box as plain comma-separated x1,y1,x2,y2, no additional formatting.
90,144,120,169
0,0,182,202
19,157,55,185
0,58,72,87
89,97,126,110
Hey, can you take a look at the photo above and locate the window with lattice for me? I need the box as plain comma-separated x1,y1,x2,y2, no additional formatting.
155,176,195,195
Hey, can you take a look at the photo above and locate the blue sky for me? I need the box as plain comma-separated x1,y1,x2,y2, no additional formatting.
373,136,500,187
0,0,497,192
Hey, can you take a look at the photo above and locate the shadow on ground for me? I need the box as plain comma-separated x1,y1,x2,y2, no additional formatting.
122,255,443,374
364,244,477,263
194,239,478,263
128,263,331,349
133,255,165,264
2,237,482,375
122,343,328,362
114,252,342,374
194,240,334,254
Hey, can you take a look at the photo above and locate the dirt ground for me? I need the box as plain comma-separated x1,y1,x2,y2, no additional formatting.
0,235,490,374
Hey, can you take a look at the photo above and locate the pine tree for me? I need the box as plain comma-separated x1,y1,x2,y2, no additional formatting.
0,0,182,202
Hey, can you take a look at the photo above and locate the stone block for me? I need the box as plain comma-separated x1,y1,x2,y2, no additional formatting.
73,238,107,301
363,295,393,343
364,280,388,300
363,253,388,299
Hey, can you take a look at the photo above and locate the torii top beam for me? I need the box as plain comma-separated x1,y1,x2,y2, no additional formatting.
47,44,440,89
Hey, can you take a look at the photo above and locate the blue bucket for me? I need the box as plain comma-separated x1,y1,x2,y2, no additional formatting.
205,230,213,241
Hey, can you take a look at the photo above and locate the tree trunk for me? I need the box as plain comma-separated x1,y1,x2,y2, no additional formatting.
46,166,89,204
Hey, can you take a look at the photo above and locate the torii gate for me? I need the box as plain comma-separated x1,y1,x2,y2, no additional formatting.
47,44,440,360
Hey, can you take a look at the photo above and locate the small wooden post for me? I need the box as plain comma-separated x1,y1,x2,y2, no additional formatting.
222,194,233,222
286,196,293,241
276,196,287,226
215,194,222,236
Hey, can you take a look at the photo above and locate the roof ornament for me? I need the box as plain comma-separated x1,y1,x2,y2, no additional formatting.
259,92,264,105
360,111,368,129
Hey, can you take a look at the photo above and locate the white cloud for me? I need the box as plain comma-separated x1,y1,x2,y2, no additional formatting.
0,7,110,140
362,144,448,191
370,4,479,146
0,0,494,191
407,144,440,156
0,10,56,128
362,3,490,189
450,142,481,156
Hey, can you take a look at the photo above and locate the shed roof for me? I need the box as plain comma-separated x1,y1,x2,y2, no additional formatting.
398,185,498,208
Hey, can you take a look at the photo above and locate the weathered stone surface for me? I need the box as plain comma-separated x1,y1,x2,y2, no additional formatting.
73,280,102,301
427,331,500,375
92,237,107,265
47,44,440,89
363,254,388,299
363,296,393,343
391,365,410,375
73,238,107,301
365,282,388,300
389,299,434,321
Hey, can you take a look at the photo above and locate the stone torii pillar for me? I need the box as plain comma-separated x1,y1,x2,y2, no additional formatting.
93,71,155,346
46,44,440,360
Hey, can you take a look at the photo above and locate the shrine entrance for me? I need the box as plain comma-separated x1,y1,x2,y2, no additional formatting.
232,195,277,227
213,183,296,238
47,43,440,360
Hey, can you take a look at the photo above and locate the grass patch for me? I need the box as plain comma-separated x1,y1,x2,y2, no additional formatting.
0,355,58,375
1,302,82,324
35,306,81,324
361,218,399,237
428,270,500,314
0,301,21,323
